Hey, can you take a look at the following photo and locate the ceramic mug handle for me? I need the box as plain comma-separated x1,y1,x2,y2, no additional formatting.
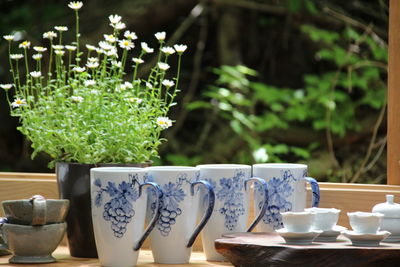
133,182,163,251
245,177,268,232
186,180,215,248
305,177,320,207
30,195,47,226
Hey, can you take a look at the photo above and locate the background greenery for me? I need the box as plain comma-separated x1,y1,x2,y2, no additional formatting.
0,0,388,183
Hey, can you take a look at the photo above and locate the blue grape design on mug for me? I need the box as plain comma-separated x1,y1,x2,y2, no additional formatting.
205,170,247,231
257,170,297,230
94,174,141,238
149,173,194,236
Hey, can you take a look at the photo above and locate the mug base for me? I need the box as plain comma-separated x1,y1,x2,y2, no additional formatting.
9,254,56,264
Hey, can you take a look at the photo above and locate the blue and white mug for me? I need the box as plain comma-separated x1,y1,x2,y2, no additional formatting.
90,167,162,267
197,164,268,261
146,166,215,264
253,163,320,232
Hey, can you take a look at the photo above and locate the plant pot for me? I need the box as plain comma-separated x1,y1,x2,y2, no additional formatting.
56,162,152,258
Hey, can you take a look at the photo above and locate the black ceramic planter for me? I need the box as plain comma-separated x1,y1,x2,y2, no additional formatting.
56,162,151,258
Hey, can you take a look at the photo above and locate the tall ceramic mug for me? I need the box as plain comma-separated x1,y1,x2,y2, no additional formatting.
197,164,268,261
253,163,320,232
90,167,162,267
146,166,215,264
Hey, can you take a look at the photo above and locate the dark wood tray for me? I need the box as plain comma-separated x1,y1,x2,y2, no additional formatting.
215,232,400,267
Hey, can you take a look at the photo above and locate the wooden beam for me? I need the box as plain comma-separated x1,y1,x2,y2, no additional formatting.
388,0,400,185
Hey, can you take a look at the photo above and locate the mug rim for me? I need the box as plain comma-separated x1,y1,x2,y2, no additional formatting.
253,163,307,169
90,167,146,173
196,164,251,169
146,166,200,172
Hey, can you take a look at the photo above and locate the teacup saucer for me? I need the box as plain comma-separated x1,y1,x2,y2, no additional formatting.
314,225,347,242
341,230,391,247
276,228,323,245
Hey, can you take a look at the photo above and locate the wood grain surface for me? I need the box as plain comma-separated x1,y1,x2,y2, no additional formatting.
215,232,400,267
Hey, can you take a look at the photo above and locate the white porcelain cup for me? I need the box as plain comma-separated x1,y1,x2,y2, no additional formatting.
253,163,320,232
281,211,315,232
347,211,384,234
197,164,268,261
146,166,215,264
90,167,163,267
305,207,341,231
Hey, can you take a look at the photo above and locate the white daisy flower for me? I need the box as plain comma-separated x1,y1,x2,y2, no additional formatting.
54,26,68,32
174,44,187,54
161,46,175,55
99,41,113,51
96,48,104,54
10,54,24,60
124,31,137,40
88,57,99,62
86,62,99,68
68,1,83,10
141,42,154,53
162,79,175,87
65,45,77,51
54,50,65,56
30,71,42,78
105,47,118,57
73,66,85,72
19,41,31,49
146,82,153,89
32,54,42,60
156,117,172,129
109,14,122,24
111,61,122,68
114,22,126,30
86,44,97,51
132,57,144,64
0,84,13,90
84,80,96,87
71,96,84,102
90,89,99,94
43,31,57,40
52,45,64,50
128,97,143,104
33,46,47,53
103,34,116,43
11,98,27,108
123,81,133,89
119,39,134,50
155,31,166,41
3,35,14,41
158,62,170,71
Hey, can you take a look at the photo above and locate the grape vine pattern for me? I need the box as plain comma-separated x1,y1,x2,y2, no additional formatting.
256,170,296,230
205,170,247,231
94,174,141,238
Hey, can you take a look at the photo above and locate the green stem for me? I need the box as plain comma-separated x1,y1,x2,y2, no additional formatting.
75,10,80,66
48,39,54,81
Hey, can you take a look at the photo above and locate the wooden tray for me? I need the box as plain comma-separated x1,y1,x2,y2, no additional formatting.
215,232,400,267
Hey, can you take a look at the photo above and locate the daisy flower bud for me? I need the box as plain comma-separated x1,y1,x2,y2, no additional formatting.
30,71,42,78
54,26,68,32
68,1,83,10
52,45,64,50
174,44,187,54
73,66,86,73
114,22,126,30
161,46,175,55
32,54,43,60
33,46,47,53
132,57,144,64
158,62,170,71
54,50,65,56
155,32,166,41
86,61,99,69
109,15,122,24
162,79,175,88
141,42,154,53
86,44,97,51
65,45,77,51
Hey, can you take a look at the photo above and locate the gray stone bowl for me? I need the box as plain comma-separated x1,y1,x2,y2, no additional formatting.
2,199,69,225
0,222,67,263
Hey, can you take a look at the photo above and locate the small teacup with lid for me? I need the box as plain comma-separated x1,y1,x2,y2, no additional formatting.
347,211,384,234
281,211,315,233
372,195,400,242
305,207,341,231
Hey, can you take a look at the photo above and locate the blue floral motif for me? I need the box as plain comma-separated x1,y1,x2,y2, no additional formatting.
205,170,246,231
94,174,141,238
257,170,297,230
149,173,192,236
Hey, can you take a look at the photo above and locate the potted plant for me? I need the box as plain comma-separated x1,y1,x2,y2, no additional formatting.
1,1,186,257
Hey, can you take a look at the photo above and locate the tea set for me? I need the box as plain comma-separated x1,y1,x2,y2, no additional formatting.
1,163,400,266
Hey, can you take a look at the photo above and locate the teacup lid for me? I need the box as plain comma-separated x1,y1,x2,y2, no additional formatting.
372,195,400,218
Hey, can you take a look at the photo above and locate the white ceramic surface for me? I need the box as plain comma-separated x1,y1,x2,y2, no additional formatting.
276,228,322,245
281,211,315,233
314,225,347,242
372,195,400,242
342,230,391,247
252,163,320,232
347,212,384,234
146,166,214,264
305,207,341,231
91,167,160,267
197,164,267,261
